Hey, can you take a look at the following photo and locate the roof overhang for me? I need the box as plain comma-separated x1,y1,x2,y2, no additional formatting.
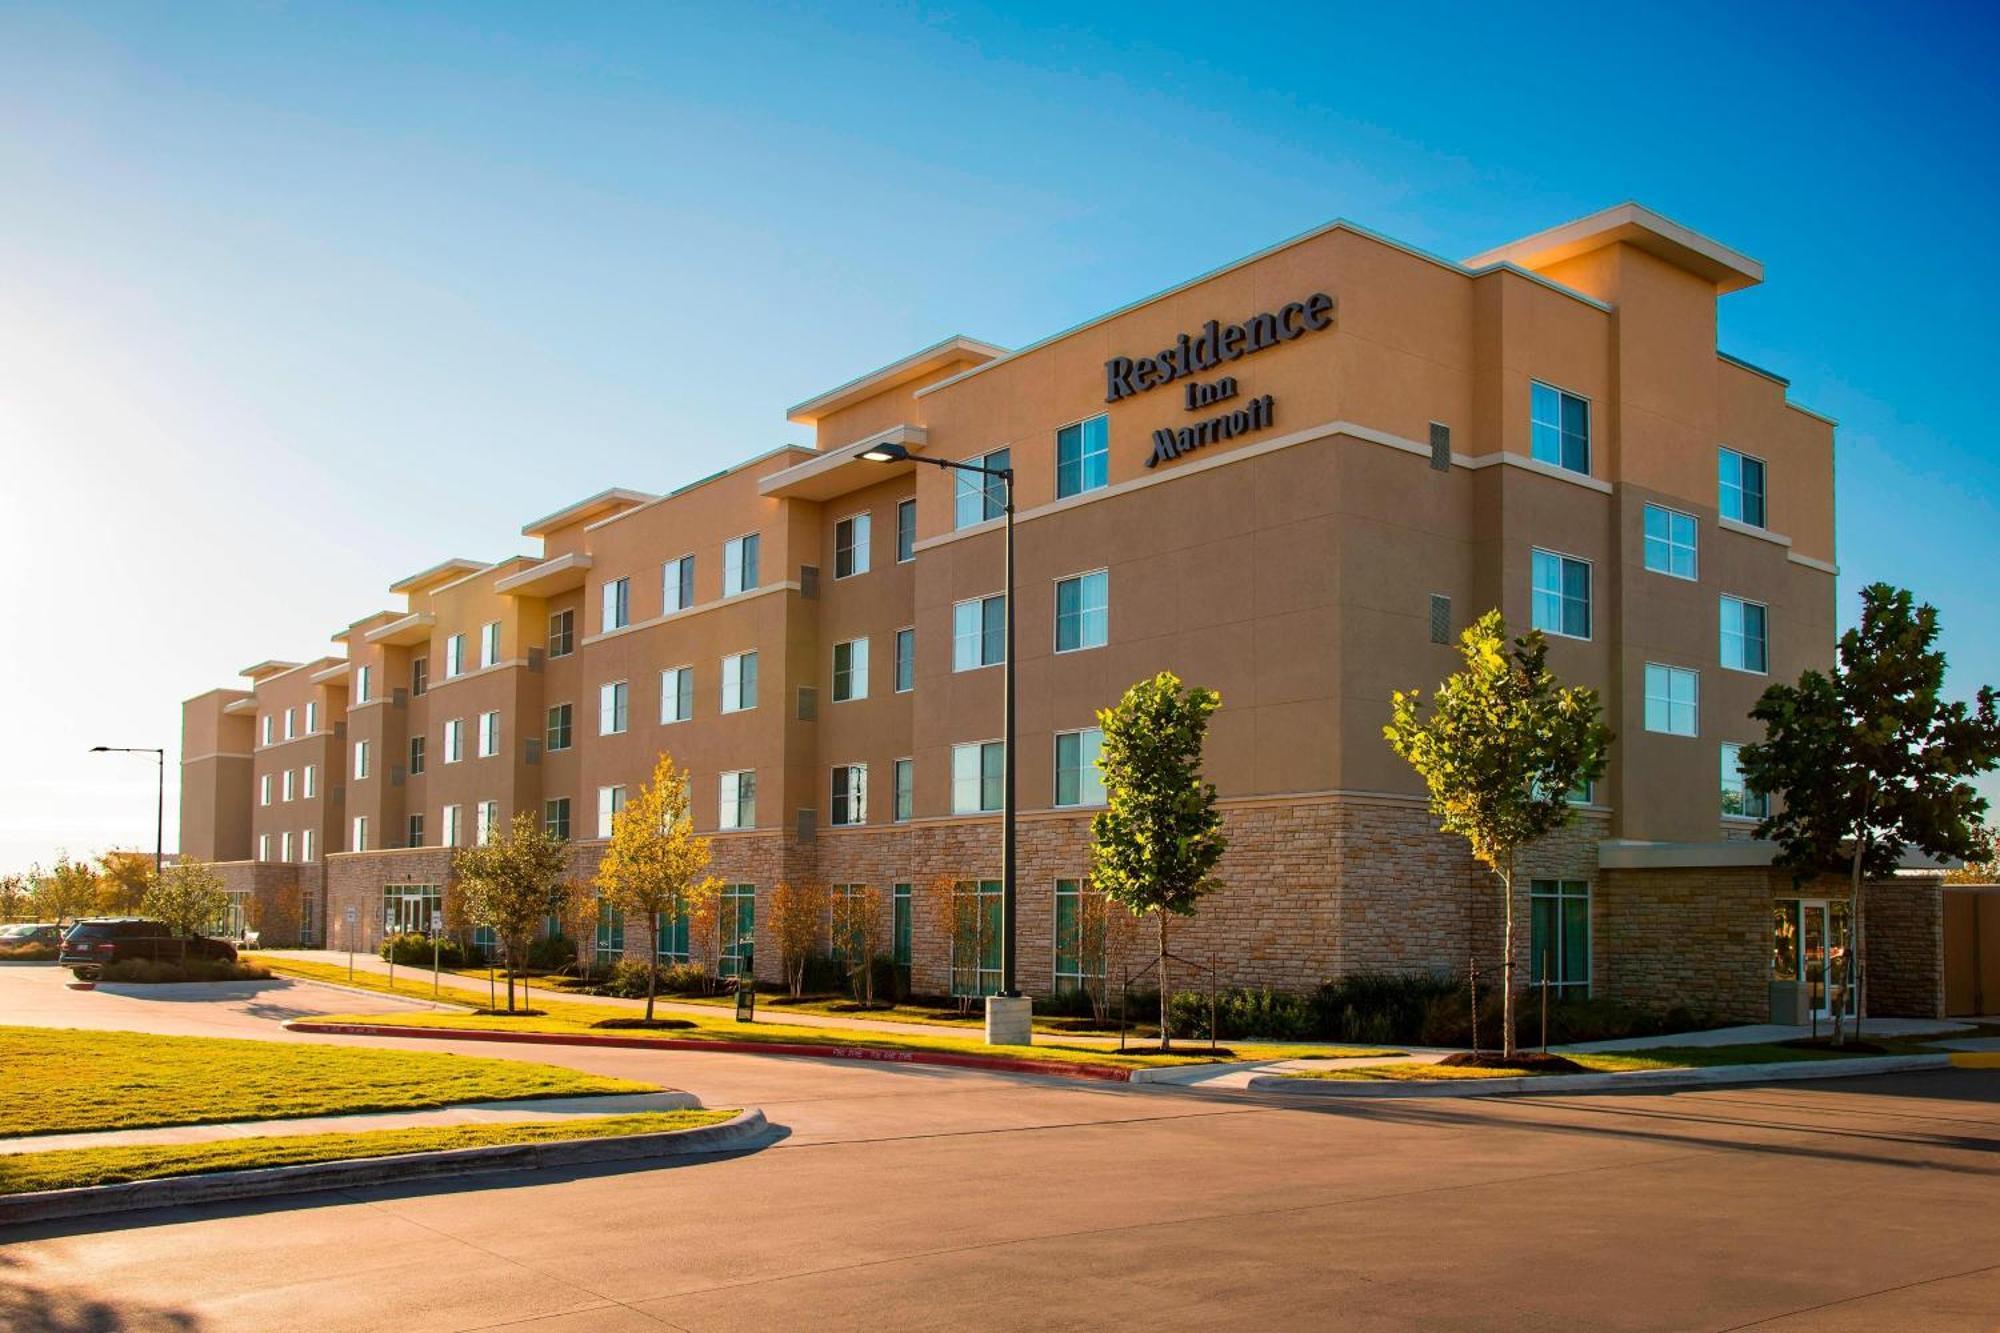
222,697,260,716
364,611,437,647
1464,202,1763,294
495,550,594,598
389,558,488,597
308,661,350,686
239,659,302,682
520,487,656,538
758,425,927,501
786,336,1006,426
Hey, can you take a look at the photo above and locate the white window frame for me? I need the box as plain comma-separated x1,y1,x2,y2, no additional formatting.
1529,878,1592,995
893,756,913,822
443,718,465,764
953,593,1006,671
260,773,272,806
1720,595,1769,676
1053,569,1109,654
305,701,320,732
662,554,694,614
283,708,296,740
951,739,1004,814
894,625,915,693
896,498,917,564
445,635,466,679
718,770,755,830
280,830,293,863
303,764,317,799
600,680,629,735
1643,662,1700,737
834,511,872,580
660,665,693,724
1529,379,1591,476
1642,503,1699,581
358,663,374,702
351,816,369,853
830,763,868,827
1719,446,1768,529
282,769,295,802
602,577,630,633
1053,727,1106,808
832,637,870,702
721,651,757,713
475,800,499,844
723,533,760,596
260,714,274,746
596,785,626,838
1055,413,1110,499
1530,548,1593,642
1721,741,1770,821
953,448,1010,530
258,833,272,861
480,621,501,670
301,828,315,862
440,805,461,849
478,710,501,759
353,739,371,780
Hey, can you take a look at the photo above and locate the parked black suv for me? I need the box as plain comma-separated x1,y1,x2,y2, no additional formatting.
60,919,239,979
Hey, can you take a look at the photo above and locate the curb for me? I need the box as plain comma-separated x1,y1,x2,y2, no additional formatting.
270,975,478,1013
1247,1053,1955,1098
0,1108,770,1228
285,1019,1140,1082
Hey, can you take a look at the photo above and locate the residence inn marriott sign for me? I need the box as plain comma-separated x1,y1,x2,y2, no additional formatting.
180,203,1955,1027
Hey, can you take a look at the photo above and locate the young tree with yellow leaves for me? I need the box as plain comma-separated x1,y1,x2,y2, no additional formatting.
595,755,721,1022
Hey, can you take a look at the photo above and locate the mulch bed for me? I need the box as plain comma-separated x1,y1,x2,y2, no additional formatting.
1780,1037,1892,1055
1439,1051,1588,1074
590,1017,696,1031
469,1008,550,1018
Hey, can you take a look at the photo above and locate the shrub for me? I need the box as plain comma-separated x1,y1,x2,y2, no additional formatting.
379,933,467,968
595,959,717,999
526,933,577,973
802,953,847,995
1167,986,1316,1040
1313,970,1462,1045
0,942,58,962
99,958,273,984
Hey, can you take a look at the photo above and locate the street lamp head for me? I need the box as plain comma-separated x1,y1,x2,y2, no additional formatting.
90,745,111,752
859,442,910,464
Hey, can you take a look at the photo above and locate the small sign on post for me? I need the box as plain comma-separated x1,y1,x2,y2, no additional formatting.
344,906,358,981
386,908,398,988
430,909,443,997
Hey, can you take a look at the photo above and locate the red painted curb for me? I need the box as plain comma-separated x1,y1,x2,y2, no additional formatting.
285,1020,1137,1083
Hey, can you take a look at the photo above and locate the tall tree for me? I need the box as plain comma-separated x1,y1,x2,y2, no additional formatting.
1385,612,1609,1060
142,858,228,939
30,854,101,929
1740,583,2000,1040
1089,671,1228,1050
455,811,577,1013
96,851,156,914
594,756,721,1021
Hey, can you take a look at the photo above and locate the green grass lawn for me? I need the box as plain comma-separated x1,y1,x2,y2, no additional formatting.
0,1109,737,1194
0,1026,655,1137
1283,1041,1926,1081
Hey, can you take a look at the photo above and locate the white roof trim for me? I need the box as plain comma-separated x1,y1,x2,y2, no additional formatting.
786,335,1007,424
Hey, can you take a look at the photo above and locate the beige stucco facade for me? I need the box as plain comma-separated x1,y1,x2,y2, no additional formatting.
177,202,1943,1017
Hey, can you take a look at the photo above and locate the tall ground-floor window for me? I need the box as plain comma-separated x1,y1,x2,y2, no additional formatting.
1529,879,1590,993
656,906,690,964
212,890,252,939
950,879,1003,998
595,900,625,967
829,883,868,966
383,884,443,937
892,883,912,981
719,883,755,978
1052,879,1107,996
472,924,497,957
1772,898,1856,1017
299,889,316,946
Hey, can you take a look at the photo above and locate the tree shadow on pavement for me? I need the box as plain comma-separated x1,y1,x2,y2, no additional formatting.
0,1252,203,1332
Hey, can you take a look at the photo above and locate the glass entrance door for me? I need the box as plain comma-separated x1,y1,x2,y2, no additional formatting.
1797,899,1856,1019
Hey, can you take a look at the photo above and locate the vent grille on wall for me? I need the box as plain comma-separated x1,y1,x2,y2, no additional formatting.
796,686,818,721
795,809,816,842
528,648,545,673
392,688,408,709
1429,422,1452,472
390,764,405,788
1429,594,1452,644
524,740,542,765
800,565,820,600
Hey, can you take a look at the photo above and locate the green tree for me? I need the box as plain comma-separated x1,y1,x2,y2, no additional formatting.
1942,823,1998,885
29,854,101,929
142,858,228,939
1089,671,1228,1050
1740,583,2000,1041
454,811,577,1013
0,873,26,922
1384,612,1610,1059
595,756,721,1021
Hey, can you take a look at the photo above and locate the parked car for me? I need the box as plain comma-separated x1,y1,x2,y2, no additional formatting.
0,923,62,947
60,919,239,979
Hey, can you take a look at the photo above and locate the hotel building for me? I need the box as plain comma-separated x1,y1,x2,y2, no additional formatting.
179,203,1947,1022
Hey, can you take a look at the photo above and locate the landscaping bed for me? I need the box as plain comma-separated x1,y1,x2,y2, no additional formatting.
97,958,273,984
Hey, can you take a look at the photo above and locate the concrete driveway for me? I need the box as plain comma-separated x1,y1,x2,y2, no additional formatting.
2,963,1998,1330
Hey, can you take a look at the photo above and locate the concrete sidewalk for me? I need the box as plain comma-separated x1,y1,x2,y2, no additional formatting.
1565,1017,1973,1052
0,1090,701,1156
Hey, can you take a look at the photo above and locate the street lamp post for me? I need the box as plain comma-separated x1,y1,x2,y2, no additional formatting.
90,745,166,885
861,441,1030,1042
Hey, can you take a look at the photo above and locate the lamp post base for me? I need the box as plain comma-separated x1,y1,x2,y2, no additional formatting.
984,994,1033,1047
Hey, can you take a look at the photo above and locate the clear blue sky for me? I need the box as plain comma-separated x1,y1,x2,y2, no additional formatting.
2,1,1996,871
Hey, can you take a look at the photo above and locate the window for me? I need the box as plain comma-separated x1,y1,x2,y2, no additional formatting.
832,638,869,702
830,764,867,826
443,718,464,763
953,448,1010,529
407,813,424,848
261,714,274,746
1054,729,1105,807
893,882,913,973
411,655,429,696
1530,549,1591,640
544,798,571,840
1719,448,1767,528
599,680,628,735
440,804,461,848
1722,742,1771,819
597,785,626,838
662,554,694,614
952,741,1004,814
260,773,272,806
721,652,757,712
351,816,369,853
400,736,421,778
445,634,466,678
477,711,500,759
1530,879,1590,993
719,770,756,830
719,884,755,978
950,879,1004,997
660,665,695,725
478,621,500,670
546,703,571,752
280,831,293,862
281,769,295,802
894,627,915,693
724,533,760,596
893,757,913,822
602,578,630,633
896,498,916,563
1643,505,1698,580
305,701,319,732
303,764,317,798
1054,571,1108,652
830,883,869,966
548,609,574,658
1720,596,1768,674
383,883,443,936
353,740,371,780
1054,879,1107,995
301,828,315,862
475,800,499,844
1056,415,1109,498
595,899,624,966
953,594,1006,670
1530,381,1590,474
835,513,871,579
1644,664,1699,736
258,833,271,861
283,708,296,740
655,904,690,964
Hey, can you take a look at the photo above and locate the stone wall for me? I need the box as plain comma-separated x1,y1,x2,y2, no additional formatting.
1859,875,1944,1019
1597,867,1774,1022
